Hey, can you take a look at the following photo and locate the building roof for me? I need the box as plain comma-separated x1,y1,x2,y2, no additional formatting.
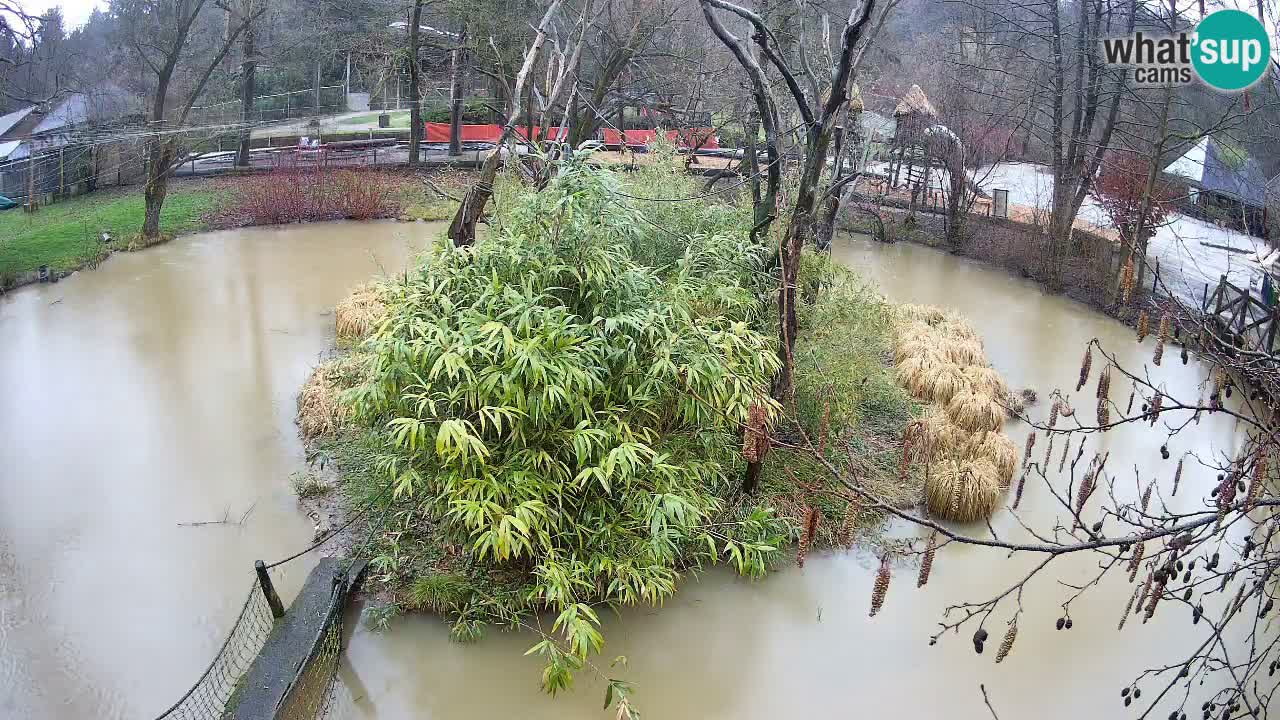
859,111,894,140
30,94,89,135
1166,137,1267,207
894,85,937,118
0,106,35,139
0,140,22,160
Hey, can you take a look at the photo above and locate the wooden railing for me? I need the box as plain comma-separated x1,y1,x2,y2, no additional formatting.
1203,274,1280,357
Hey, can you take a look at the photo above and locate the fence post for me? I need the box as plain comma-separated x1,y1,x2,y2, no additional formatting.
1201,282,1209,313
255,560,286,619
1215,275,1226,316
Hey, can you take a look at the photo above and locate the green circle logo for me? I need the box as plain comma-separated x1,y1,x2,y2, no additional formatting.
1192,9,1271,91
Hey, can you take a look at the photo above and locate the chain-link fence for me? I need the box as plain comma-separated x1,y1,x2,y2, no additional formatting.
189,86,348,127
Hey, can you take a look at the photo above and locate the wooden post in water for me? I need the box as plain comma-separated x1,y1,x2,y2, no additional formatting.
256,560,286,619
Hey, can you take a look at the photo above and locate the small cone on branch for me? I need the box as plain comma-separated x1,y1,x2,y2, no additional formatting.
1013,471,1028,509
1153,313,1171,366
839,501,859,548
870,555,891,617
1075,466,1096,521
1216,474,1237,527
1136,571,1153,615
1128,542,1145,581
1247,450,1267,511
918,531,938,588
1119,584,1139,630
1137,310,1150,343
797,506,820,568
1077,345,1093,391
995,619,1018,663
1144,574,1166,623
1172,457,1184,496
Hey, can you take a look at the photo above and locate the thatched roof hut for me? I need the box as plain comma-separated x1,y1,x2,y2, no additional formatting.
894,84,937,118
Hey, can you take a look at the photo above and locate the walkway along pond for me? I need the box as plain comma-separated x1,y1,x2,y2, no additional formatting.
0,222,1259,719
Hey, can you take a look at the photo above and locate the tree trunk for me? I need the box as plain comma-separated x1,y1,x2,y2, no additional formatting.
448,24,468,157
142,139,177,241
407,0,424,165
236,21,257,167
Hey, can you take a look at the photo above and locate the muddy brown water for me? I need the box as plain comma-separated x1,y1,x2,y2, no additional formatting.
0,225,1255,719
0,220,442,719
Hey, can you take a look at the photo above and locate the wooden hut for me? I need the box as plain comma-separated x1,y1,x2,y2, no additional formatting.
888,84,938,192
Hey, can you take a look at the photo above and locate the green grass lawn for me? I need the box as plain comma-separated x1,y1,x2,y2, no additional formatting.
338,110,411,127
0,186,225,282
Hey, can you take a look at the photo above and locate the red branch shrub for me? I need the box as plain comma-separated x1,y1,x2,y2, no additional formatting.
1094,150,1178,244
216,167,404,227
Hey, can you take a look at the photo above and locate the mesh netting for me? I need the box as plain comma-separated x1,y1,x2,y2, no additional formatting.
153,578,277,719
152,566,353,720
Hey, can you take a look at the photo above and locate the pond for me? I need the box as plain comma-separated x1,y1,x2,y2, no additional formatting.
0,223,1250,719
0,220,441,719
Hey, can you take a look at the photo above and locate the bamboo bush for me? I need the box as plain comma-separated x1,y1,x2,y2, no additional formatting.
346,162,788,691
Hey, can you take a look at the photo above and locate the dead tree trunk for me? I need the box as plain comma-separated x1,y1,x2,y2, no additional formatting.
447,0,565,246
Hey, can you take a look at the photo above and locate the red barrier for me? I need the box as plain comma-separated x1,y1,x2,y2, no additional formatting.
424,123,570,144
602,128,720,150
425,122,503,143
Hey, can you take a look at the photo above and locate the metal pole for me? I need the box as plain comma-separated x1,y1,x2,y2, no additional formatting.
255,560,286,619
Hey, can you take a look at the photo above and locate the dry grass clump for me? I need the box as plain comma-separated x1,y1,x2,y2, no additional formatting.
895,356,940,397
940,338,988,367
897,303,948,326
916,408,970,463
926,363,970,404
924,459,1004,522
891,303,1015,522
297,354,368,441
964,431,1018,488
960,365,1010,400
945,390,1006,434
335,282,387,344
